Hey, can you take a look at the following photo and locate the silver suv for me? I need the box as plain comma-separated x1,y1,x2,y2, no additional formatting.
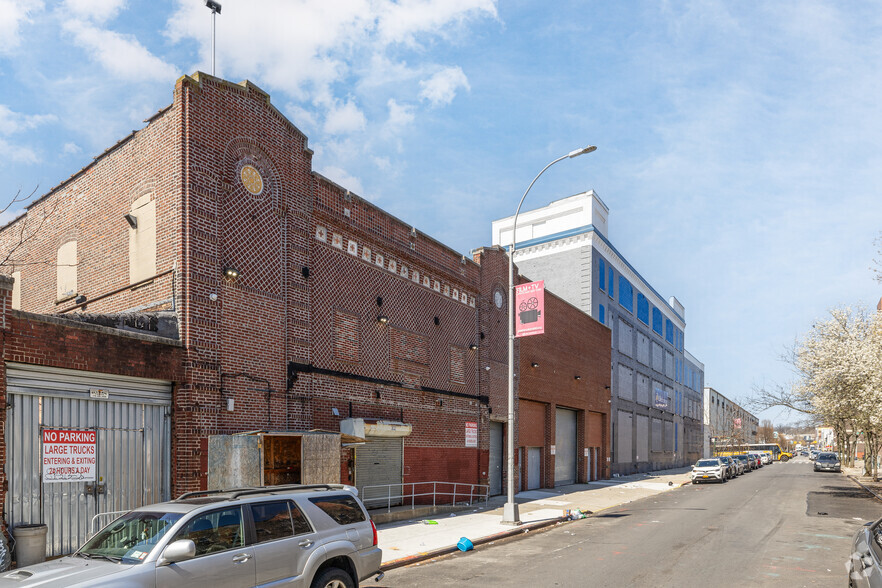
0,484,383,588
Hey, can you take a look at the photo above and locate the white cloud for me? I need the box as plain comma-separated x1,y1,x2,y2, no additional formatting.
63,19,178,82
324,100,366,135
62,142,81,154
419,66,470,107
0,0,44,53
318,165,365,196
0,105,56,135
376,0,498,46
386,99,415,131
0,138,38,163
62,0,124,22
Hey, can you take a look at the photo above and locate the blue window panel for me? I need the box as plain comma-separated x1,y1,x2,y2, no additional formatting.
618,276,634,313
680,329,685,352
598,257,606,291
608,267,614,297
675,358,680,384
652,307,663,335
599,304,605,325
665,318,674,344
637,293,649,325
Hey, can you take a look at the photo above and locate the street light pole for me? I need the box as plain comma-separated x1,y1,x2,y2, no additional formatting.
204,1,222,76
502,145,596,525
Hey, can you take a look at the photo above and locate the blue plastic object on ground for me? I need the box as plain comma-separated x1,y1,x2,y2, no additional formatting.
456,537,474,552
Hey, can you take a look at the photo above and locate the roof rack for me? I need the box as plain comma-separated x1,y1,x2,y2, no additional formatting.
175,484,346,502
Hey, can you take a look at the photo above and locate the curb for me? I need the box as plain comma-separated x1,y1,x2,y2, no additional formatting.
380,477,693,571
847,475,882,504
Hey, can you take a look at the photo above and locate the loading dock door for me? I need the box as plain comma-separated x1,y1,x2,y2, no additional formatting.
356,436,403,508
5,363,171,557
554,408,577,486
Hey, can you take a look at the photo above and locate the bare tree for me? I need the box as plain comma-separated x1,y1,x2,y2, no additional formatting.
0,187,57,269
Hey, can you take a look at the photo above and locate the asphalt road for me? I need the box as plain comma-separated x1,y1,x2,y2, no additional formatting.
377,458,882,587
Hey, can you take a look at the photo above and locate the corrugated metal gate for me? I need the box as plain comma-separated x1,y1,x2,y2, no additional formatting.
554,408,577,486
356,437,403,507
5,363,172,557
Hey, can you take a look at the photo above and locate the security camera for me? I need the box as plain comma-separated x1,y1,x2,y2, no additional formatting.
204,0,222,13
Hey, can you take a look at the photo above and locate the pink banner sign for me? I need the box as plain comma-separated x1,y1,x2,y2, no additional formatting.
515,280,545,337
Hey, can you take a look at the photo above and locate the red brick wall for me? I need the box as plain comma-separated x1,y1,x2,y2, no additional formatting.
517,285,611,484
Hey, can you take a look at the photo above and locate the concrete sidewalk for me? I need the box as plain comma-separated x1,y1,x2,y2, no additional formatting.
375,467,693,569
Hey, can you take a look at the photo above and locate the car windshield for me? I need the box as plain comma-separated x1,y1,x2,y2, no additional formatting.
78,511,183,564
696,460,719,467
819,453,837,460
735,456,747,462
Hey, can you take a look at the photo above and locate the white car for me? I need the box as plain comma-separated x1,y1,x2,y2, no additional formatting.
692,458,727,484
760,452,773,465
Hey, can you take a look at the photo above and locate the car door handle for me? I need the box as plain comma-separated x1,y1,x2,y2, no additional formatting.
298,539,314,548
232,553,252,564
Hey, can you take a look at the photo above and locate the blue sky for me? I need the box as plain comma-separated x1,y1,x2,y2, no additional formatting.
1,1,880,424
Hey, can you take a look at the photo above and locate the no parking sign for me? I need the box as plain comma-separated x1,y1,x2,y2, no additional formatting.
42,429,97,483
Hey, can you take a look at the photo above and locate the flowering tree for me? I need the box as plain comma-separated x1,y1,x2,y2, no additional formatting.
753,306,882,477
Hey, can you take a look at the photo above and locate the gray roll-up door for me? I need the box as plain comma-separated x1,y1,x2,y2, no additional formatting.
555,408,577,486
355,437,403,508
5,362,171,558
489,421,503,495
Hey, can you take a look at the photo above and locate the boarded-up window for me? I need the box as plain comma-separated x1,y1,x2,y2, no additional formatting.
651,418,663,452
334,311,360,363
664,420,674,451
616,364,633,401
652,342,663,373
636,373,650,406
390,328,429,375
450,346,466,384
56,240,77,300
617,318,633,357
128,194,157,283
615,411,632,464
11,271,20,310
637,332,649,366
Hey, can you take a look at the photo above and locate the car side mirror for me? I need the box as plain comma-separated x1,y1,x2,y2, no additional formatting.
158,539,196,566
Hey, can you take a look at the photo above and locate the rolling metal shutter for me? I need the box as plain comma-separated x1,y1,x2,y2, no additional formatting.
554,408,577,486
5,363,172,557
355,437,403,508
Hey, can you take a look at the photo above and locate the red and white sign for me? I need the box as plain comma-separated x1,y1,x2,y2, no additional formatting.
734,418,742,429
465,422,478,448
515,280,545,337
42,429,97,483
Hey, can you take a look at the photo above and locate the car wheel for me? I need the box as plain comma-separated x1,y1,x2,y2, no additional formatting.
311,567,354,588
781,455,789,462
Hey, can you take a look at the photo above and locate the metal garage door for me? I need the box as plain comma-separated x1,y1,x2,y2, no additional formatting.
489,421,503,496
355,437,403,508
5,363,172,557
555,408,577,486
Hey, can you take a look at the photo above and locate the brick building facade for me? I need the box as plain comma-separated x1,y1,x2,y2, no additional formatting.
0,74,612,549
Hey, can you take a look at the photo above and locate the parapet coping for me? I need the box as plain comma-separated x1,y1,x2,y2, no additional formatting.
13,310,183,347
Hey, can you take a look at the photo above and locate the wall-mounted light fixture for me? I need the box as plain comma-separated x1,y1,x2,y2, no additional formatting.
377,315,389,324
376,296,383,307
530,362,539,368
469,344,478,351
74,295,87,305
223,267,240,279
374,390,381,399
301,266,310,279
604,385,611,390
437,398,443,407
331,407,340,416
123,213,138,229
574,375,581,381
434,316,440,326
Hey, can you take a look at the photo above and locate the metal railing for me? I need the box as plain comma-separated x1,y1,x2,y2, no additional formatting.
359,481,490,512
89,510,128,538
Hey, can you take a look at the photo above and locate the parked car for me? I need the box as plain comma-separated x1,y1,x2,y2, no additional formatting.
760,452,773,465
814,452,842,473
733,454,753,472
727,456,745,476
810,450,820,461
715,456,734,479
0,484,383,588
848,515,882,587
748,453,763,468
692,458,727,484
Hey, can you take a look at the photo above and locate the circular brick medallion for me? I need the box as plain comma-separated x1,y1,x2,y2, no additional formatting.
240,164,264,195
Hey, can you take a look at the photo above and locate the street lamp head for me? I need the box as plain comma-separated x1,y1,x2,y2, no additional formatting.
205,0,222,13
568,145,597,158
